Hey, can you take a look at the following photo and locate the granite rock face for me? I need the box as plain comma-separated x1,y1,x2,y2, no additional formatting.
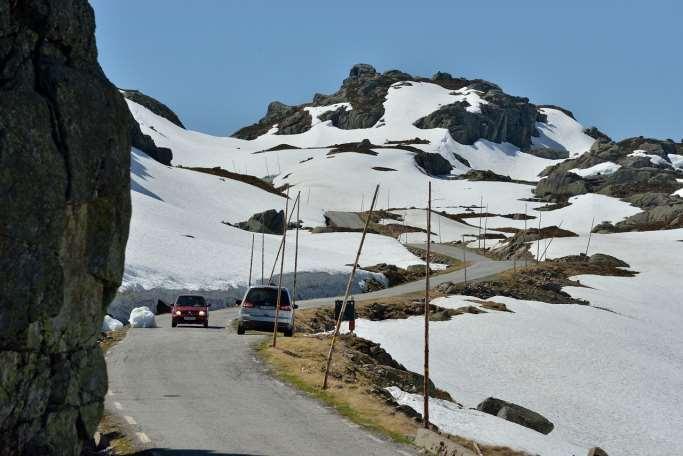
0,1,131,454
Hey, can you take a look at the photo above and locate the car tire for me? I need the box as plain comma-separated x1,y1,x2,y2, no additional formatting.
284,327,293,337
172,320,177,328
204,321,208,328
237,322,245,335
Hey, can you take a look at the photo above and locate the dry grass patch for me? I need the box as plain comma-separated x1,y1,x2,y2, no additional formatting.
259,336,418,444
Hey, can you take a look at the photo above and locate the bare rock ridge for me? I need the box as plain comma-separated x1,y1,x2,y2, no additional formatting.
121,89,185,128
0,1,131,454
121,89,180,165
232,63,546,150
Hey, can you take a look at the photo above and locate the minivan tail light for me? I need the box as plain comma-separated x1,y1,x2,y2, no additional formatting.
242,300,254,308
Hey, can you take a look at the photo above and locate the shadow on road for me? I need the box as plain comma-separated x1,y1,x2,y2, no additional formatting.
141,450,264,456
173,325,225,330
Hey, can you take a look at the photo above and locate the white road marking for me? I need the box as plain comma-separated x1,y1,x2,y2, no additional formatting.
367,434,383,443
136,432,151,444
346,422,360,429
113,401,123,410
123,415,137,425
106,390,113,397
398,450,413,456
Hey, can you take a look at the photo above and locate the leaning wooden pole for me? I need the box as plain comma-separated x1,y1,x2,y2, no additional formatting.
291,191,302,307
585,216,595,256
248,233,255,287
536,211,542,263
322,185,380,389
524,203,528,268
269,192,300,283
272,188,290,348
423,181,432,428
261,227,265,285
478,196,483,249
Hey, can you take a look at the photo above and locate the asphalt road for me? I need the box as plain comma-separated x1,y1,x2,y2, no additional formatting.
299,243,513,308
106,243,512,454
106,311,416,455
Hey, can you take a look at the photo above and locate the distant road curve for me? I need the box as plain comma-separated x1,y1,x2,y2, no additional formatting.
299,243,513,308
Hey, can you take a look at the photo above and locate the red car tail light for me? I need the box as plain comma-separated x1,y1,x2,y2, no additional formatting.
242,300,255,308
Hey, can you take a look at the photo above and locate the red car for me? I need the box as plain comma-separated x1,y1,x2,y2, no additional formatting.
171,295,210,328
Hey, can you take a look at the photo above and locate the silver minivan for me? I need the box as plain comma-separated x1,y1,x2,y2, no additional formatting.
236,286,297,336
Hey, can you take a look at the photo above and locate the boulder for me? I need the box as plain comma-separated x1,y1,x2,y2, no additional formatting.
237,209,285,235
0,1,131,453
534,172,590,200
477,397,555,434
414,152,453,175
462,169,512,182
587,447,609,456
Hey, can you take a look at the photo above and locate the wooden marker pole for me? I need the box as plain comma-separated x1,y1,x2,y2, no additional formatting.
478,196,483,249
483,204,489,250
424,182,432,428
536,211,542,263
585,217,595,256
291,191,302,308
248,233,254,287
261,227,265,285
524,203,529,268
323,185,380,389
462,235,467,285
269,193,300,283
272,189,290,348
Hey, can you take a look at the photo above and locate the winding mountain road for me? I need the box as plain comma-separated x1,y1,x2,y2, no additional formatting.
106,243,512,454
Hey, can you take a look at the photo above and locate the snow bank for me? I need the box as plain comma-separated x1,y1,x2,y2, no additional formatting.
532,108,596,158
569,161,621,177
129,306,157,328
357,229,683,455
386,387,586,456
102,315,123,332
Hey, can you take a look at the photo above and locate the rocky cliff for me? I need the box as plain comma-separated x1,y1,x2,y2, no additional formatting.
0,1,131,454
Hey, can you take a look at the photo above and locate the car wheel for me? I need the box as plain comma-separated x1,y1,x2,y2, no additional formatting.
172,320,177,328
284,327,293,337
204,321,208,328
237,322,245,335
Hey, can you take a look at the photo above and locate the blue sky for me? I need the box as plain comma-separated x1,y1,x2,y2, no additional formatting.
91,0,682,141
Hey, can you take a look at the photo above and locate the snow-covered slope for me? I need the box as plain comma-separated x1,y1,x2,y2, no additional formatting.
119,66,681,455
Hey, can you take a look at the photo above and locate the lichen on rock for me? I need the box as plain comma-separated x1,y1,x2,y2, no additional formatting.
0,1,131,453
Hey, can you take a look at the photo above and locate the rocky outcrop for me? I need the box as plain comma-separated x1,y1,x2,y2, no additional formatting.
583,126,611,142
534,172,590,200
414,89,541,150
0,1,131,454
477,397,555,435
121,89,185,128
594,194,683,232
414,152,453,175
232,100,313,140
232,64,548,151
237,209,285,234
127,113,173,165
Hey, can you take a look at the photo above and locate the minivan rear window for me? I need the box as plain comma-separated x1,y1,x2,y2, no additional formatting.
176,295,207,307
245,288,290,307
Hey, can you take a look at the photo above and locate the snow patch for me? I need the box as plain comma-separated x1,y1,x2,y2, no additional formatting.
129,306,157,328
569,161,621,178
